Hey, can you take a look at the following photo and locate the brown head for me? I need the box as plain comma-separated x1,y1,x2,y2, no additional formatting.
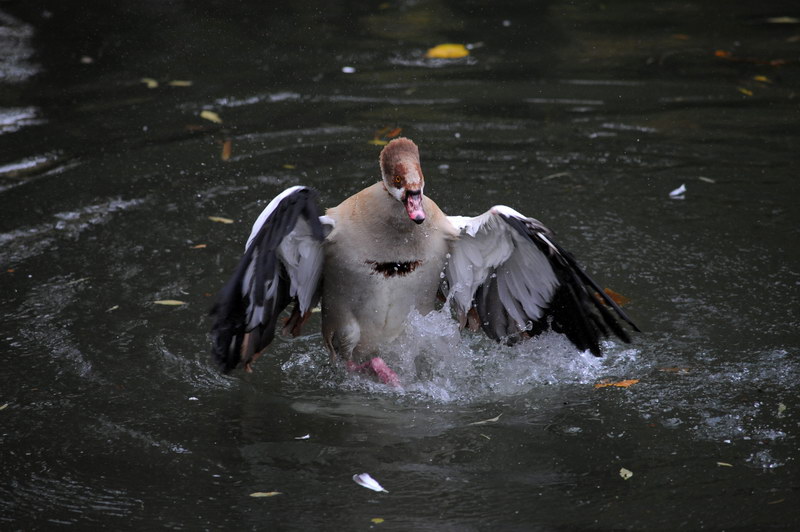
379,138,426,224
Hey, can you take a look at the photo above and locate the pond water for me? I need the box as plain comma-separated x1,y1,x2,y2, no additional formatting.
1,1,798,529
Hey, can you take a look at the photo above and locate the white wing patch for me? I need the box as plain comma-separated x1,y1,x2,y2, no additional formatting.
246,185,307,251
446,207,559,330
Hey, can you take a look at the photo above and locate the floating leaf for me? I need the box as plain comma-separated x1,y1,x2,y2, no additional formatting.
426,43,470,59
698,176,716,183
249,491,282,498
766,16,799,24
619,467,633,480
368,139,389,146
200,110,223,124
208,216,234,224
168,80,193,87
716,461,733,467
469,413,502,425
0,403,8,411
140,77,158,89
752,75,772,84
191,244,207,249
106,305,119,312
386,127,403,138
603,287,631,307
737,87,753,97
777,403,787,417
221,139,232,161
541,171,570,181
659,367,690,374
153,300,187,306
353,473,388,493
282,164,296,169
595,379,639,389
371,518,385,524
669,183,686,197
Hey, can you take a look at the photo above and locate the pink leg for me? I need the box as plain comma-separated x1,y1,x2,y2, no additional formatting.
345,357,400,387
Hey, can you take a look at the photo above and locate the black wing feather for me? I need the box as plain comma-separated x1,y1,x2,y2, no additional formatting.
477,213,638,356
210,188,323,373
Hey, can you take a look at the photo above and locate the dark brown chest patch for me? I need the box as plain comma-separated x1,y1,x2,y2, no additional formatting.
367,260,423,277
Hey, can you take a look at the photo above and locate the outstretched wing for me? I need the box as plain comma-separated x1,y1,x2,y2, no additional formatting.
445,206,638,356
210,186,333,372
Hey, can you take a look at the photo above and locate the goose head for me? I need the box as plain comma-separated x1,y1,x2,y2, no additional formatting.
379,138,426,224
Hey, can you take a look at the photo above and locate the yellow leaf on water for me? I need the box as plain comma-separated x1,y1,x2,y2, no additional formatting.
208,216,234,224
140,77,159,89
282,164,296,169
752,75,772,84
153,300,187,306
595,379,640,389
426,43,470,59
716,461,733,467
619,467,633,480
737,87,753,97
371,518,385,524
168,80,193,87
249,491,282,498
368,139,389,146
0,403,8,411
200,110,223,124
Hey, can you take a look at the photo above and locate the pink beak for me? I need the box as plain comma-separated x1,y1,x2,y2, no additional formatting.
403,191,425,224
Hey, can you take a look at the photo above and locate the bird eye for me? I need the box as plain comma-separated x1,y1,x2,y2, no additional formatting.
392,175,403,187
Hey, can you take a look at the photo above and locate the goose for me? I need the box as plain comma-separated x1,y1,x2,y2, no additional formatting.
210,138,638,385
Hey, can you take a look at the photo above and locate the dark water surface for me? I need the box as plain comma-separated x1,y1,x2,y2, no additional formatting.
2,1,799,529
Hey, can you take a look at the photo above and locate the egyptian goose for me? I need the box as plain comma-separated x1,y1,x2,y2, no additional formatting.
210,138,638,385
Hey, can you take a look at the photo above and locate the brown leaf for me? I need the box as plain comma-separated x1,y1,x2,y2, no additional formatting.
594,379,639,389
659,367,690,374
603,288,631,307
221,139,232,161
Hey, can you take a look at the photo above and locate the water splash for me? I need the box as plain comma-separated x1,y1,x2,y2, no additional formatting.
281,308,639,403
